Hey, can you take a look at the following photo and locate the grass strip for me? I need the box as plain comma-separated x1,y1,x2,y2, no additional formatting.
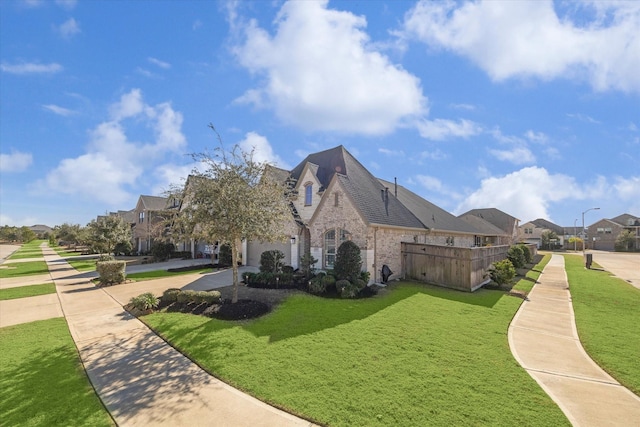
127,268,213,280
6,240,45,260
145,257,568,426
67,259,97,272
0,318,114,426
512,253,551,293
563,254,640,395
0,261,49,278
0,283,56,300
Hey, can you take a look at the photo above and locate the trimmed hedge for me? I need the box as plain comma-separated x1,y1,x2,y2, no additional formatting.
163,289,221,305
245,272,295,288
96,260,126,286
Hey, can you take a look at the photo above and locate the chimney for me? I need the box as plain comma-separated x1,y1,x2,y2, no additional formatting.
394,177,397,197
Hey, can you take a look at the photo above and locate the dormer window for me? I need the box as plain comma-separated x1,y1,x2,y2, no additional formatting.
139,212,144,223
305,183,313,206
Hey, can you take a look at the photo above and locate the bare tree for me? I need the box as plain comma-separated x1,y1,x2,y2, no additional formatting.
169,125,292,303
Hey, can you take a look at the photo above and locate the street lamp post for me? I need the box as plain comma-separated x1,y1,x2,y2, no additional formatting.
574,219,578,252
582,207,600,255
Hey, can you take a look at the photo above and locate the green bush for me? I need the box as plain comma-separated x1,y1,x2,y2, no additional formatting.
308,274,327,294
336,279,359,298
176,290,198,304
260,250,285,273
334,241,362,283
151,242,175,262
360,270,371,284
162,288,181,303
507,245,525,269
489,259,516,287
129,292,159,311
519,244,532,264
96,260,126,286
219,243,232,266
114,240,133,256
246,271,294,288
97,254,115,262
200,291,221,304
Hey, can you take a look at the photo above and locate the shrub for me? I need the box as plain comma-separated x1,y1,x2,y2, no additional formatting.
489,259,516,287
308,274,327,294
336,279,359,298
246,271,294,288
260,250,285,273
507,245,525,269
176,290,198,304
151,242,175,262
299,252,318,278
129,292,159,311
218,243,232,266
334,241,362,283
162,288,181,303
96,260,126,286
114,241,133,256
97,254,115,262
519,244,532,264
360,270,371,284
200,291,221,304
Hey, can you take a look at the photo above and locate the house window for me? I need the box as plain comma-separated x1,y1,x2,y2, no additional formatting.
139,212,144,223
597,228,604,234
305,184,313,206
324,228,348,268
524,228,533,234
605,228,612,234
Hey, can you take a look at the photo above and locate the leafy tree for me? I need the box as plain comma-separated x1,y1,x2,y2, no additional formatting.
19,227,36,243
260,250,285,273
615,230,636,252
85,215,132,255
54,223,83,248
567,236,583,251
168,125,292,303
334,240,362,283
541,230,559,250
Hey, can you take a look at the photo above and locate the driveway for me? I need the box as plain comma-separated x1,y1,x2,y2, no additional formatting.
588,251,640,289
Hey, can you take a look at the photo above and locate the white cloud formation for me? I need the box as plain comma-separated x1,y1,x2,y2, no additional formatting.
232,0,427,135
416,118,482,140
58,17,80,38
456,167,585,221
42,104,76,116
402,0,640,93
0,150,33,173
489,146,536,164
148,57,171,69
0,62,62,74
415,174,462,199
39,89,187,205
238,132,291,169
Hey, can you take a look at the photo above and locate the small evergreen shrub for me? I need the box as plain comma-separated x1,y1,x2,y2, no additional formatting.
162,288,181,303
507,245,526,269
336,279,358,298
98,254,115,262
151,242,175,262
129,292,159,311
96,260,126,286
308,274,327,294
218,243,232,266
489,259,516,287
260,250,285,273
360,271,371,284
176,289,198,304
200,291,221,304
334,241,362,283
519,244,532,264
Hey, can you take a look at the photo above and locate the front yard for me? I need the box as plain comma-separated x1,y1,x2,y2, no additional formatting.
144,256,568,426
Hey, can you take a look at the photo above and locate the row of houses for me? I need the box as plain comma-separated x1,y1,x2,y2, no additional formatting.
100,146,527,290
518,214,640,251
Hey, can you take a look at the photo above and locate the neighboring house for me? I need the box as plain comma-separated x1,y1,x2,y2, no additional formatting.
247,145,495,284
587,213,640,251
29,224,53,238
132,195,178,254
517,218,564,248
458,208,520,246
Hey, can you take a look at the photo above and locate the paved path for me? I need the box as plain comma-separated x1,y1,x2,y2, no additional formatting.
40,245,313,427
588,250,640,289
509,254,640,426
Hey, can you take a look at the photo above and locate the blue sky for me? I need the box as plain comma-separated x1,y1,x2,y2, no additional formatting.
1,0,638,229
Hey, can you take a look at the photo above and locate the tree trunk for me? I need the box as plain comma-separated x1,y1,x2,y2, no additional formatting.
231,239,239,304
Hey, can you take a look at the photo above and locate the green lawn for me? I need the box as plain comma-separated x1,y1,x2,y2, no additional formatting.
145,262,568,426
563,254,640,395
0,283,56,300
67,259,97,272
0,318,114,426
0,261,50,278
6,240,45,260
512,253,551,293
127,267,214,280
55,248,85,257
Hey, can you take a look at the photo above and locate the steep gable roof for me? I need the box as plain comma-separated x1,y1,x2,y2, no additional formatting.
459,208,519,235
529,218,564,234
458,213,507,236
610,213,640,227
138,195,169,211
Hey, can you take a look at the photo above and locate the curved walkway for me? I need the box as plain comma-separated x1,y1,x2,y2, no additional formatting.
40,245,313,427
509,254,640,426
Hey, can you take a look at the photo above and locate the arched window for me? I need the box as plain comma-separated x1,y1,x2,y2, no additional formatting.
324,228,349,268
305,183,313,206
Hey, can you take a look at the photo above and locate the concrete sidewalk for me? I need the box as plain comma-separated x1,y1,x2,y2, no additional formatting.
42,246,313,426
509,254,640,426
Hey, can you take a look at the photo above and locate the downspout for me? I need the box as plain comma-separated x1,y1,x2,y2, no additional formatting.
374,226,378,283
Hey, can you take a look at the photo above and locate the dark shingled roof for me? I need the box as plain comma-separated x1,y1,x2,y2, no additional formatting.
459,208,518,235
529,218,564,234
139,195,169,211
458,213,507,236
289,146,482,234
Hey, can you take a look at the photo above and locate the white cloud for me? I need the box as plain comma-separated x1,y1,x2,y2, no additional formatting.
238,132,291,169
152,163,199,196
1,62,62,74
58,17,80,38
148,57,171,69
378,148,405,157
402,0,640,93
0,150,33,173
524,130,548,144
419,149,447,161
232,0,427,135
455,167,585,221
416,118,482,140
489,146,536,164
42,104,75,116
39,89,187,205
614,176,640,204
415,174,462,199
567,113,601,124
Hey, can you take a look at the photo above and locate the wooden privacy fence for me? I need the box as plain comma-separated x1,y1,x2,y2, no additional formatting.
401,243,510,292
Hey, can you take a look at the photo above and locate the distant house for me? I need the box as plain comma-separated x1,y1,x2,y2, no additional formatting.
132,195,179,254
517,218,565,248
458,208,520,246
587,213,640,251
244,145,504,285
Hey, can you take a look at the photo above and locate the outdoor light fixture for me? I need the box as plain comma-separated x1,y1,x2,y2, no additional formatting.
582,207,600,254
290,236,296,245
